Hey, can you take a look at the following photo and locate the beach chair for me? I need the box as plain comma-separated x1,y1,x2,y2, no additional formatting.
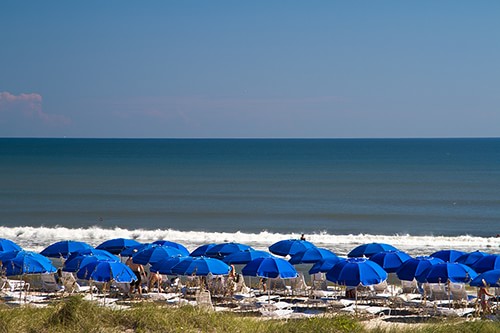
1,277,29,292
195,289,214,311
429,283,447,301
269,278,291,295
40,273,63,292
60,272,80,294
449,283,474,307
289,272,310,296
401,279,418,294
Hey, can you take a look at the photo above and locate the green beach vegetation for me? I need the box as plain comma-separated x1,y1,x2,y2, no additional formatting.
0,296,498,333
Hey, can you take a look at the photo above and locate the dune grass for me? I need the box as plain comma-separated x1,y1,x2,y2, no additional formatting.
0,296,498,333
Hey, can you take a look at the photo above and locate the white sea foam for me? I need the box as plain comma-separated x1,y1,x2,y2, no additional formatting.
1,226,498,257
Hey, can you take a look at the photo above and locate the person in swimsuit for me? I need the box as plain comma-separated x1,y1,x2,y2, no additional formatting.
126,256,145,295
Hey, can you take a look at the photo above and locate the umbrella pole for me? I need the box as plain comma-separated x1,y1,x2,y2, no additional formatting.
447,280,451,309
355,286,358,315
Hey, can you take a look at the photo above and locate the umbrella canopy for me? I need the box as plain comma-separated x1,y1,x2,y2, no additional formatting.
370,250,412,273
269,239,316,257
242,257,298,279
152,240,190,255
150,256,190,275
456,251,489,267
326,257,387,287
190,243,217,257
96,238,141,255
67,248,119,261
171,257,230,276
63,254,118,273
223,250,273,264
77,260,137,283
429,249,465,263
132,245,184,265
205,242,254,259
396,256,444,281
309,257,344,275
470,269,500,288
0,238,22,252
347,243,398,258
417,262,477,283
1,251,56,276
40,240,93,259
289,247,338,265
471,255,500,273
120,243,152,257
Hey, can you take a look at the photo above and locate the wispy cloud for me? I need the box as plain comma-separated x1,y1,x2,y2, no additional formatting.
0,91,71,125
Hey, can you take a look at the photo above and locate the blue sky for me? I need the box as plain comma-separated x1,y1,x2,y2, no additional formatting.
1,1,499,138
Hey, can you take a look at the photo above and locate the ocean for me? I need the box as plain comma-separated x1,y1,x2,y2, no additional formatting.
0,138,499,256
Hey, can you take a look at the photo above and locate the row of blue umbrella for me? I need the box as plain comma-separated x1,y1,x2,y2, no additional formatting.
2,238,499,288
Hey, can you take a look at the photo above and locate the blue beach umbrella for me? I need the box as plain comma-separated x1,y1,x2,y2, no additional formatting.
171,257,230,276
63,254,118,273
40,240,93,259
347,243,398,258
309,257,345,275
150,256,190,275
2,251,56,276
223,250,273,265
470,269,500,288
205,242,254,259
0,238,22,252
152,240,190,256
471,255,500,273
396,256,444,281
120,243,152,257
456,251,489,267
77,260,137,283
418,262,477,283
269,239,316,257
67,248,119,261
96,238,141,255
242,257,298,279
370,250,412,273
326,257,388,287
0,250,21,261
190,244,217,257
132,245,184,265
429,249,465,263
289,247,338,265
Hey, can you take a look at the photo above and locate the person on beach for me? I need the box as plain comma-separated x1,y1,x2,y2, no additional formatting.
478,281,493,314
126,256,145,296
229,264,236,279
300,234,306,241
148,271,163,293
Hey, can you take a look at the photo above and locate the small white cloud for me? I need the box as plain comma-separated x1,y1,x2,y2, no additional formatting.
0,91,70,125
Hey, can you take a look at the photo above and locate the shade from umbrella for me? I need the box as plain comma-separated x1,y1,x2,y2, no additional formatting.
309,257,345,275
370,250,412,273
242,257,298,279
1,251,56,276
396,256,444,281
132,245,184,265
347,243,398,258
471,255,500,273
63,254,118,273
0,238,22,252
190,244,217,257
429,249,465,263
205,242,254,259
120,243,152,257
289,247,338,265
269,239,316,257
326,257,387,287
40,240,93,259
152,240,190,256
470,269,500,288
96,238,142,255
77,260,137,283
171,257,230,276
150,256,190,275
223,250,273,264
417,262,477,283
456,251,489,267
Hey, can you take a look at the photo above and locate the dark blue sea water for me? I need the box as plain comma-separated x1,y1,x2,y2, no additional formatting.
0,138,499,255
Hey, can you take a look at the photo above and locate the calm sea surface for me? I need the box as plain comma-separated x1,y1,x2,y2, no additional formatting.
1,138,499,255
